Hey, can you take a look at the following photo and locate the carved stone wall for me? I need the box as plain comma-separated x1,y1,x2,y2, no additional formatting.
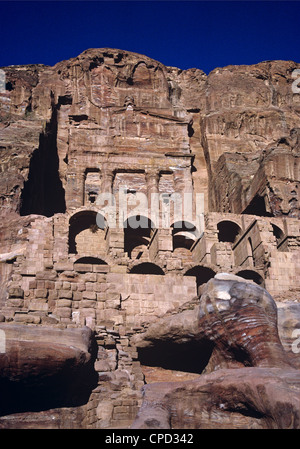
0,49,299,428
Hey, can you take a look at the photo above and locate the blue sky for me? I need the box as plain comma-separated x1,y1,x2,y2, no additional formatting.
0,1,299,74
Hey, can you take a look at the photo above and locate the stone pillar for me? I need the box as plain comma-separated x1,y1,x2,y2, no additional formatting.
65,170,85,210
146,169,159,227
173,170,183,194
173,166,193,193
146,169,159,198
183,166,193,194
99,169,116,230
106,227,124,257
101,169,114,194
173,167,194,225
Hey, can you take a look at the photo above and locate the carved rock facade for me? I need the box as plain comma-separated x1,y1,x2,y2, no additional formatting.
0,49,299,428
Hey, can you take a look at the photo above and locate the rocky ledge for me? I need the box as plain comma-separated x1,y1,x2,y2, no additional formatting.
132,274,300,428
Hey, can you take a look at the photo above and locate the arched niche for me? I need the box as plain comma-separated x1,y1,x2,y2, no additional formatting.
124,215,155,259
171,221,197,251
217,220,242,244
236,269,264,286
68,210,107,255
271,223,285,247
74,257,107,265
184,265,216,294
84,168,101,206
129,262,164,275
131,62,153,89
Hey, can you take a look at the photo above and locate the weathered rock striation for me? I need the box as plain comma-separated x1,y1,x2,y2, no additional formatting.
0,324,97,418
132,367,300,429
132,275,299,429
0,48,299,428
132,274,294,370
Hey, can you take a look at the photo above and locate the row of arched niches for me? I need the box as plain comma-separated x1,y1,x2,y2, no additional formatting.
66,209,286,292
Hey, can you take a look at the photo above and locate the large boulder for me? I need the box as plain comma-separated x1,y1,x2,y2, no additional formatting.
132,367,300,429
198,273,292,370
132,273,293,371
131,274,300,428
0,324,97,415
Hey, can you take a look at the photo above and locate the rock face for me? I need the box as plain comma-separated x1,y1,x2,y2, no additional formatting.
1,51,300,221
0,49,299,428
198,273,292,370
200,62,300,217
132,367,300,429
277,301,300,368
0,324,97,417
132,275,300,429
133,274,294,370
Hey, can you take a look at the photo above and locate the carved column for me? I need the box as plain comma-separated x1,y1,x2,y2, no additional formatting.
173,167,194,225
146,169,159,197
183,166,193,194
65,169,85,210
101,169,114,194
146,169,159,226
172,170,182,193
173,167,193,193
99,168,116,230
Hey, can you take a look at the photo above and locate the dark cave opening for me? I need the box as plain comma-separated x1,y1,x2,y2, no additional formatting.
188,121,194,138
242,195,273,217
0,370,97,417
127,77,134,86
68,211,99,254
74,257,107,265
217,220,242,243
137,340,214,376
0,351,98,417
20,106,66,217
225,404,265,420
130,262,164,275
236,269,264,286
5,81,14,91
184,266,216,295
124,216,154,258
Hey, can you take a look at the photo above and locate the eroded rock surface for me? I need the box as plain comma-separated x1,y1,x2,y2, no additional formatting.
133,274,293,371
0,324,97,416
132,367,300,429
132,275,300,429
1,50,299,220
0,49,299,429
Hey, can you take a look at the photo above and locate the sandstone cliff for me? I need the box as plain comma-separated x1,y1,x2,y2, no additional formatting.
0,49,299,429
1,50,299,221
